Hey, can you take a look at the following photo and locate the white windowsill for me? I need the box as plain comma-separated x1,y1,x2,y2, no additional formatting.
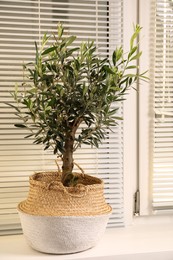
1,218,173,260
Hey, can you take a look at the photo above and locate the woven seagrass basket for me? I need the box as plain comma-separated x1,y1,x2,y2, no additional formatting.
18,171,111,216
18,163,112,254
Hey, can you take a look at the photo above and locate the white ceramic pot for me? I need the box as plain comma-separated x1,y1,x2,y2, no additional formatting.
18,209,111,254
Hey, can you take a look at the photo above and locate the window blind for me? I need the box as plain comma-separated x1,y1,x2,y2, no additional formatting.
152,0,173,210
0,0,124,235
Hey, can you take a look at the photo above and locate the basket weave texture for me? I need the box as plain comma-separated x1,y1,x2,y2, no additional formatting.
18,171,112,216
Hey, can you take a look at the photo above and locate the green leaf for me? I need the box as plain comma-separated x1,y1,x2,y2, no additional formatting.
57,23,64,38
103,65,114,74
28,68,34,78
130,51,142,61
108,108,119,116
34,138,42,144
128,46,138,59
122,73,137,78
66,36,76,46
129,77,133,85
112,50,116,66
25,133,34,138
113,116,123,120
41,46,57,56
14,124,26,128
35,41,39,63
126,65,137,70
82,84,88,96
66,47,79,56
113,47,123,64
6,103,20,113
42,33,49,46
130,24,142,50
139,70,149,80
44,144,50,150
35,129,43,137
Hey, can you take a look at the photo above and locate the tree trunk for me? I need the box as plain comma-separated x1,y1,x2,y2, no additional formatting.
61,131,75,186
61,118,83,186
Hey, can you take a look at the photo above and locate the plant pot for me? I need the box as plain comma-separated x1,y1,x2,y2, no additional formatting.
18,171,112,254
18,210,111,254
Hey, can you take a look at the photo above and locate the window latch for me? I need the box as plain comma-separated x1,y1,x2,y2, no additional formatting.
134,190,140,216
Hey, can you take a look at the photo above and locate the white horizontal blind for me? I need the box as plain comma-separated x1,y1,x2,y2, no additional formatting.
0,0,124,235
152,0,173,210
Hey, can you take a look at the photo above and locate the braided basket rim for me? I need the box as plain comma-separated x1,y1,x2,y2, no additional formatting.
29,171,104,191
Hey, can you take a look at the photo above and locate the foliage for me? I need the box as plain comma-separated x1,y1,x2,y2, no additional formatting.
9,24,147,186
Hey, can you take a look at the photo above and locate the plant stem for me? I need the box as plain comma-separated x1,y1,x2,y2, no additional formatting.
61,118,83,186
61,131,74,184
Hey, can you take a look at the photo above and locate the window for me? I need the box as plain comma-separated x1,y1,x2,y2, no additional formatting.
0,0,124,235
151,0,173,211
139,0,173,215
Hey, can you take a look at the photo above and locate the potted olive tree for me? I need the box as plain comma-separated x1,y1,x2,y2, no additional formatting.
9,24,146,254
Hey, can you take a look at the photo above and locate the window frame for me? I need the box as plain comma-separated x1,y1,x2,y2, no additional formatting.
138,0,153,216
123,0,139,225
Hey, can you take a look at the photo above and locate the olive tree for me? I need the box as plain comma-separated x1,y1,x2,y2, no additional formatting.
9,24,146,186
